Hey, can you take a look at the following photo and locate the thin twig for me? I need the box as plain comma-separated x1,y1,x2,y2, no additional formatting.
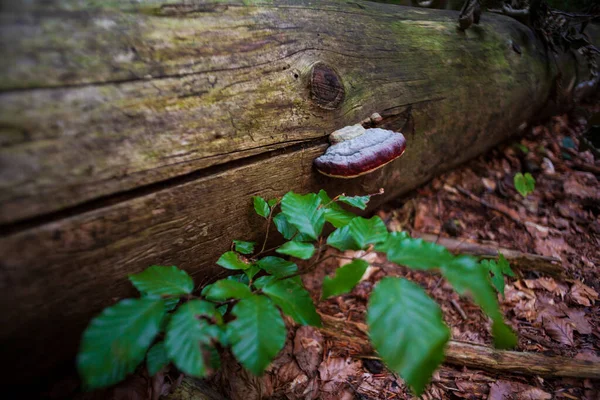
455,185,525,228
260,199,281,253
451,299,468,320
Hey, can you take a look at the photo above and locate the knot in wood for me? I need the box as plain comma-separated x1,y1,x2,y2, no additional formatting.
309,62,345,110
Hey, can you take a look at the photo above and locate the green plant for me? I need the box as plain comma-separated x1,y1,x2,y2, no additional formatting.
77,189,516,395
514,172,536,197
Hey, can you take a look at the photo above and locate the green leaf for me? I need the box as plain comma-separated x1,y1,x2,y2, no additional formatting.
77,298,165,389
322,259,369,299
482,254,514,297
233,240,256,255
227,295,286,375
203,279,253,301
338,195,370,210
244,264,261,280
217,251,251,270
514,172,535,197
227,273,250,285
367,278,449,396
497,253,514,276
254,276,321,327
481,259,505,296
514,143,529,154
280,192,325,240
326,225,360,251
165,300,221,378
375,231,410,252
146,341,169,376
440,256,517,349
324,207,357,228
348,216,389,249
318,190,356,228
273,213,297,240
256,256,298,278
253,196,270,218
385,237,454,270
129,266,194,297
163,298,180,312
267,198,279,207
276,241,315,260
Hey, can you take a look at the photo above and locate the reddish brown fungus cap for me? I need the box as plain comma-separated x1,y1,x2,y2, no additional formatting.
314,128,406,178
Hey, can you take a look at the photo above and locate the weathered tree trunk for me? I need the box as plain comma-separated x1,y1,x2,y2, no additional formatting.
0,0,592,387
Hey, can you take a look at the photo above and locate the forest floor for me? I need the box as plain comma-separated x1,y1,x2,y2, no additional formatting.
213,103,600,400
72,103,600,400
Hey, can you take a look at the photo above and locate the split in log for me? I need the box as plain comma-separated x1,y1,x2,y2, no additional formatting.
0,0,597,387
411,231,564,276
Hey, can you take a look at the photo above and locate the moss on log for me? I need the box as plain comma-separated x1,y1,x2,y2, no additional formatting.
0,0,592,387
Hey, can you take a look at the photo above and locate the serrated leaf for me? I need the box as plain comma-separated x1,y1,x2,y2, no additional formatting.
375,231,410,252
481,259,506,295
253,196,270,218
318,190,356,228
385,236,453,270
441,256,517,349
276,241,315,260
338,195,370,210
256,256,298,278
367,278,449,396
326,225,360,251
129,266,194,297
497,253,514,277
348,216,389,249
203,279,253,301
227,296,286,375
165,300,220,378
78,298,165,389
146,341,168,376
233,240,255,255
322,259,369,299
254,276,321,327
281,192,325,240
217,251,251,270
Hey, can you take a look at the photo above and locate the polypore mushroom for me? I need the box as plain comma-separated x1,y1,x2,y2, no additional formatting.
314,125,406,178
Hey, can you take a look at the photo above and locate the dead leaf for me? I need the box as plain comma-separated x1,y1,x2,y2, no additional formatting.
569,281,598,307
563,172,600,201
558,303,593,335
489,380,551,400
543,316,575,346
293,326,324,376
524,277,558,293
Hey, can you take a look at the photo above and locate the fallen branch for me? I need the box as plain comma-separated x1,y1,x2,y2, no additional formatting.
320,314,600,379
454,186,526,229
411,232,563,277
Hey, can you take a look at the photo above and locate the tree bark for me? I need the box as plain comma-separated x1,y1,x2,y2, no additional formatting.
0,0,594,386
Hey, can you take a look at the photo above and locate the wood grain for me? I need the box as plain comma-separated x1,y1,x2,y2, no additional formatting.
0,0,557,223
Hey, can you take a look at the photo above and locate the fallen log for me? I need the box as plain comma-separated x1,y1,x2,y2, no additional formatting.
320,315,600,380
0,0,596,387
411,232,564,276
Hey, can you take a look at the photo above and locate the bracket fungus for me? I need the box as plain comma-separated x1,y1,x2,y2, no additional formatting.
314,125,406,178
